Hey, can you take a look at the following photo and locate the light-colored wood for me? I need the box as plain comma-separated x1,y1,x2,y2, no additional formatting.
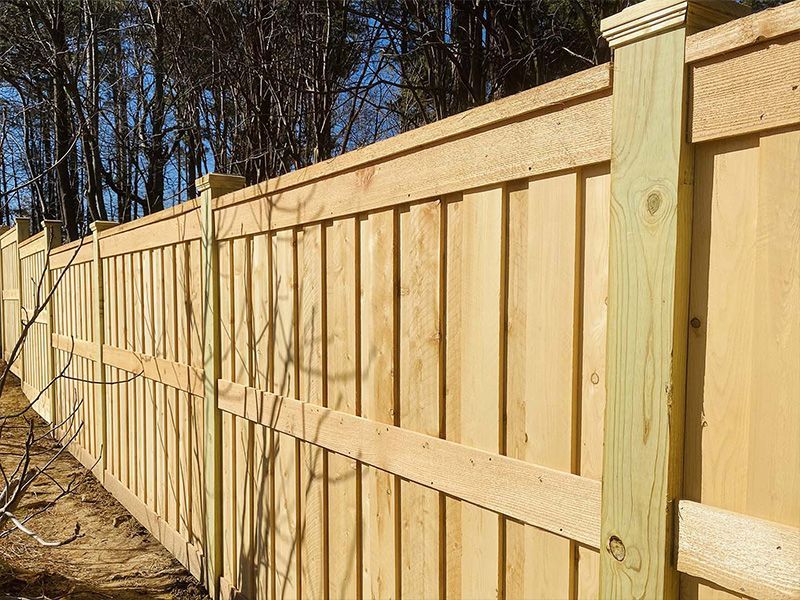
325,218,359,600
691,33,800,142
601,0,747,49
251,231,273,600
101,344,203,395
10,7,800,596
506,173,580,599
297,225,325,600
51,333,98,361
683,130,800,600
215,65,610,214
272,229,299,599
599,3,705,596
676,501,800,600
218,380,602,548
445,188,503,599
359,210,397,600
576,165,611,600
98,199,202,257
686,0,800,63
398,201,441,599
199,173,246,598
213,93,611,240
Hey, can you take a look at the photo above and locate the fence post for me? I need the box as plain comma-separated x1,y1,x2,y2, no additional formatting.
91,221,117,482
41,220,62,424
13,218,30,379
598,1,747,598
198,173,246,598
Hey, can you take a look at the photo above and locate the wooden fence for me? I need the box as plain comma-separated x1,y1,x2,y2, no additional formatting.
1,1,798,598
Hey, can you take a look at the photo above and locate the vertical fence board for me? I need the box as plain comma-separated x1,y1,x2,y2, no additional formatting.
398,201,441,598
445,187,503,600
273,230,299,599
325,218,359,600
577,164,611,599
359,210,397,600
505,173,580,599
297,225,325,600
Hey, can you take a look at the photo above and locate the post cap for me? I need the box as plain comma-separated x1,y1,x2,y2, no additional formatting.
195,173,246,198
601,0,749,49
90,220,117,234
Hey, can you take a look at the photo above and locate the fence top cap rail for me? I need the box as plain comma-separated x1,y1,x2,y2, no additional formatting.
49,236,90,258
96,196,200,242
211,62,611,212
17,227,47,249
685,0,800,62
0,217,29,242
602,0,749,48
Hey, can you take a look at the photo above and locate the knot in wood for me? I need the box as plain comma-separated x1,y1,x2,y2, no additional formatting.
607,535,626,562
646,191,662,216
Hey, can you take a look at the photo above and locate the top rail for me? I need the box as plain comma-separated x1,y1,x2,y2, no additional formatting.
685,0,800,62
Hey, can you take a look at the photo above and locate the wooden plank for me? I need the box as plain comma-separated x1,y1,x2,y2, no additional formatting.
51,333,98,361
599,1,720,595
445,187,504,600
251,232,273,600
505,173,580,599
272,229,299,600
197,169,246,599
49,239,93,269
691,33,800,142
682,130,800,599
677,501,800,600
214,93,611,240
219,239,237,587
98,202,202,257
325,218,359,600
397,201,440,598
215,65,610,214
359,210,397,600
232,237,255,597
297,225,325,600
686,1,800,63
576,164,611,600
134,252,146,500
218,380,601,548
163,245,180,531
175,242,191,541
143,249,156,509
188,239,206,551
101,344,203,395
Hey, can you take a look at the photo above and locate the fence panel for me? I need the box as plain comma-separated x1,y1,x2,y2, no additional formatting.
0,223,25,378
50,238,98,466
0,3,797,600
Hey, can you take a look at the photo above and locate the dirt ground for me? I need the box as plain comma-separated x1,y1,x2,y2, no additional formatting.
0,370,206,600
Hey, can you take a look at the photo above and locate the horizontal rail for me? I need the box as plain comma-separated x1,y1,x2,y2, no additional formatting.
2,289,19,301
677,500,800,600
690,32,800,142
213,76,612,238
685,1,800,63
52,333,97,362
49,239,93,269
97,200,202,257
103,344,203,396
217,379,602,548
214,65,611,214
18,234,47,258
